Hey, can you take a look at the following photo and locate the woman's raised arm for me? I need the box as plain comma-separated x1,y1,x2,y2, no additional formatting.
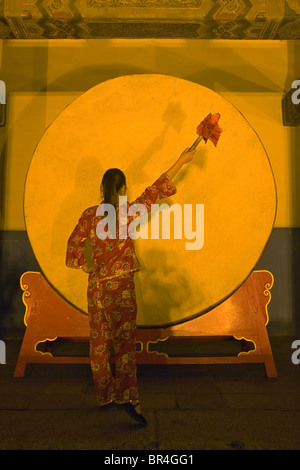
165,148,196,181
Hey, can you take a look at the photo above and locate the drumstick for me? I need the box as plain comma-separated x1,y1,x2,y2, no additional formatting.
189,134,203,151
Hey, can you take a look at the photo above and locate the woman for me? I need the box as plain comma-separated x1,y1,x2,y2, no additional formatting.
66,147,196,425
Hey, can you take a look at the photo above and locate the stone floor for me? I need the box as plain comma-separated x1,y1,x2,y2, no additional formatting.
0,336,299,451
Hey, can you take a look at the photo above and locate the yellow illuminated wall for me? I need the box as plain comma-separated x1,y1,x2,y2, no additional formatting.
1,39,299,233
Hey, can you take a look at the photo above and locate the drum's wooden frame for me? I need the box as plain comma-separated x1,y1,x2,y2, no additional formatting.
14,270,277,378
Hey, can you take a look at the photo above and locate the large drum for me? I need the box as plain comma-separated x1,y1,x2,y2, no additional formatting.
24,74,277,327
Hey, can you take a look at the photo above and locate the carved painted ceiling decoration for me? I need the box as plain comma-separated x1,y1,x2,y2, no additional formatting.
0,0,299,39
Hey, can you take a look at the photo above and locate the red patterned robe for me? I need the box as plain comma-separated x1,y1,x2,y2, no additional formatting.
66,173,176,406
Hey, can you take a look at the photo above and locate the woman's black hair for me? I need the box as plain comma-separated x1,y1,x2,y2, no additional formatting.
101,168,126,206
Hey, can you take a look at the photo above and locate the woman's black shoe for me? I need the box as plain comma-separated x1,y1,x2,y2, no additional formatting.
117,402,148,426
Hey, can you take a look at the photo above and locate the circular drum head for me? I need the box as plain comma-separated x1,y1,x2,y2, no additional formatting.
24,74,277,327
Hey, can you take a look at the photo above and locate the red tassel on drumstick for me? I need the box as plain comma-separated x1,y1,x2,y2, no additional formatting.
189,113,222,150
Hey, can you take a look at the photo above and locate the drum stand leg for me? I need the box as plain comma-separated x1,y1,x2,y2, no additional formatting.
14,271,90,377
